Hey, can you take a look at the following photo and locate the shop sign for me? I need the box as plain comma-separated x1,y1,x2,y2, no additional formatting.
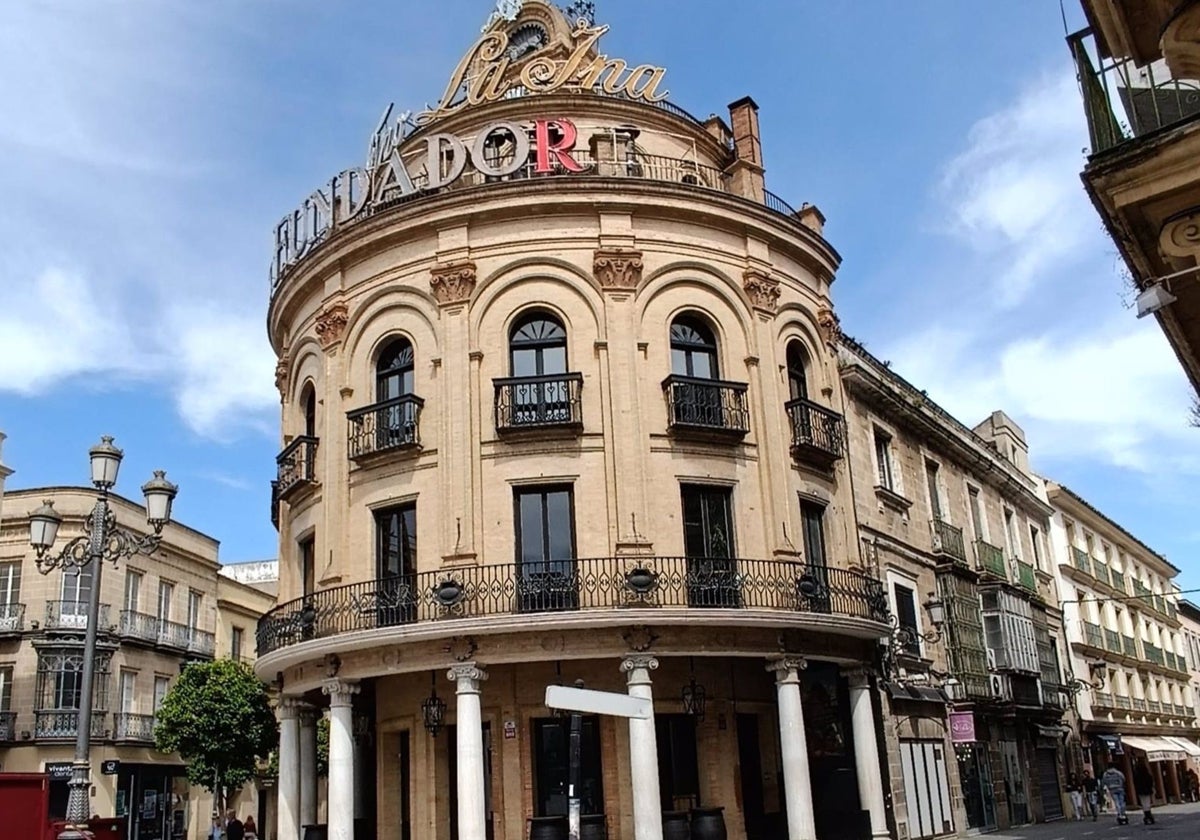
949,711,976,743
44,762,73,780
503,719,517,740
101,759,120,775
272,117,591,286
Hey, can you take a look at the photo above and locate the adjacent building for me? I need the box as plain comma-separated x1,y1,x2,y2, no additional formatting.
1068,0,1200,392
1046,482,1200,804
0,485,275,839
839,339,1070,835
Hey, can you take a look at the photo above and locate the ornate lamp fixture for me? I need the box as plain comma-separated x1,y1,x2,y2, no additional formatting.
681,658,706,720
883,595,946,679
1064,659,1108,696
422,671,446,737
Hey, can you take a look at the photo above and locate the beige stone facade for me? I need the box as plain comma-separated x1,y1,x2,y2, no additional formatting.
1045,481,1199,802
259,4,894,840
0,485,274,838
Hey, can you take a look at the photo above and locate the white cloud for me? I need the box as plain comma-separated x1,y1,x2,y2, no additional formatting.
938,70,1096,307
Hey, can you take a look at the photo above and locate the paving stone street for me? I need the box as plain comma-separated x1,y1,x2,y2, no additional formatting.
993,803,1200,840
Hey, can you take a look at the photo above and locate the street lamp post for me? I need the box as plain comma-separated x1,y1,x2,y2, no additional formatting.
28,436,178,840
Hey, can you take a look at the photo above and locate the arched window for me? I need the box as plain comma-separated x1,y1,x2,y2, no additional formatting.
670,317,718,379
510,313,567,377
376,338,415,401
786,341,809,401
301,384,317,437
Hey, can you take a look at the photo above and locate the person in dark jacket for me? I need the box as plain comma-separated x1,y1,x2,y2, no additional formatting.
224,810,245,840
1132,762,1156,824
1081,770,1099,820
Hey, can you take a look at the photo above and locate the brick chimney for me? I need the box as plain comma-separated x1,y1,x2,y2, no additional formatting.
727,96,765,203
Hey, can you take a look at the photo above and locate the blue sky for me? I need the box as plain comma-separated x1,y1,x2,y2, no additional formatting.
1,1,1197,589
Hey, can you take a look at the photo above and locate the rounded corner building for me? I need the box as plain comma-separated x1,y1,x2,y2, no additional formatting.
258,3,894,840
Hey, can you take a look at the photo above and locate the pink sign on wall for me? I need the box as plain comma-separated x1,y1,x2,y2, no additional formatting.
950,711,976,743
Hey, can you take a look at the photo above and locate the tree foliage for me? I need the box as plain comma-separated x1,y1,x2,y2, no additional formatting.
154,659,278,801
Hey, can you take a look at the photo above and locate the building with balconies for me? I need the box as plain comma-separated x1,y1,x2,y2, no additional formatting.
1068,0,1200,393
256,4,896,840
839,341,1070,834
1045,481,1200,806
0,485,274,839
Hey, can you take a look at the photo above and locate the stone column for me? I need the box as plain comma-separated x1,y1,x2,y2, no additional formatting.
449,662,489,840
277,697,302,840
323,679,361,840
768,657,816,840
845,668,889,839
299,705,319,830
621,654,663,840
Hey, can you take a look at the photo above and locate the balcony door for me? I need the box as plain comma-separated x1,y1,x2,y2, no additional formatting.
532,716,604,817
509,314,570,425
0,562,20,630
60,566,94,628
681,485,739,607
187,591,202,645
376,338,418,447
375,504,417,626
515,487,577,612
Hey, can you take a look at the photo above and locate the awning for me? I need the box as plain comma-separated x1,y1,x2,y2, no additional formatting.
1163,736,1200,758
1121,735,1188,763
882,682,948,704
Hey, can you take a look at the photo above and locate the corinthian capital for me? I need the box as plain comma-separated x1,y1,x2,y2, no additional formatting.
430,260,477,305
594,248,644,291
315,301,350,349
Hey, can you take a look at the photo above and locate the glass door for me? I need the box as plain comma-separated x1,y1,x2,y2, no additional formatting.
60,566,93,628
681,485,739,607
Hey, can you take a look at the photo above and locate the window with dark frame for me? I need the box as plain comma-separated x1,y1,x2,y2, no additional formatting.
874,430,894,491
302,385,317,438
968,487,985,541
1030,525,1044,570
670,317,719,379
786,341,809,401
507,313,573,427
375,503,418,625
514,486,577,611
925,459,942,520
300,536,316,597
800,501,826,567
231,627,244,662
681,485,739,607
531,716,605,817
377,338,416,401
893,582,921,655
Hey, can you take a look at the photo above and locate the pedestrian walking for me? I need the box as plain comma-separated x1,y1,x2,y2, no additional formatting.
1187,767,1200,803
225,810,245,840
1133,762,1155,825
1066,773,1085,821
209,811,224,840
1101,761,1128,824
243,816,258,840
1081,770,1099,821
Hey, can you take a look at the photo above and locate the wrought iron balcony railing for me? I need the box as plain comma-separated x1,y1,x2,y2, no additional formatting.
975,540,1006,579
662,375,749,437
931,520,966,564
1082,621,1104,648
1105,629,1122,653
494,373,583,433
784,398,845,468
187,628,216,658
156,619,192,650
1122,635,1139,657
45,601,111,632
1144,642,1164,665
1016,562,1037,592
1092,559,1111,587
1114,696,1132,711
257,558,889,656
0,602,25,633
34,710,108,740
1132,697,1147,712
1071,547,1091,575
1068,29,1200,155
270,479,280,530
0,711,15,741
113,712,156,743
276,435,318,498
1146,700,1162,715
118,610,160,644
1093,691,1114,708
347,395,425,459
1110,570,1126,593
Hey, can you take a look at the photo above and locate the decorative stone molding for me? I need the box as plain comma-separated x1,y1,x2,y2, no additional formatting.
766,656,808,684
447,662,489,688
297,704,321,728
620,654,659,676
276,696,303,719
446,635,478,662
743,269,780,312
593,247,644,290
430,260,477,305
622,625,658,652
817,307,842,347
321,678,360,707
1159,209,1200,259
1163,4,1200,81
841,667,872,690
274,358,290,400
315,302,349,349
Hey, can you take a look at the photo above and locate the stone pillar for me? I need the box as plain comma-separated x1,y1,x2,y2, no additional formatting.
299,705,319,830
845,669,889,839
768,657,816,840
449,663,489,840
1167,760,1182,803
277,698,301,840
621,655,663,840
323,679,361,840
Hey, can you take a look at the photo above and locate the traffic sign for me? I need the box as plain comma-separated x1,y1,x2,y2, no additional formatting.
545,685,652,720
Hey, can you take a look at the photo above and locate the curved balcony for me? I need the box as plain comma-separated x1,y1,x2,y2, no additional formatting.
276,435,318,499
256,558,889,657
785,398,845,469
494,373,583,433
348,395,425,460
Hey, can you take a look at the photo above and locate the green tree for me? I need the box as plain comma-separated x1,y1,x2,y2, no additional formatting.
154,659,278,807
